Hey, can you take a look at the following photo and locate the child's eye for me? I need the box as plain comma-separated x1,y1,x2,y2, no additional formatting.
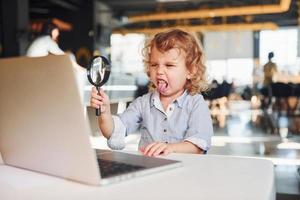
166,64,175,68
150,64,158,68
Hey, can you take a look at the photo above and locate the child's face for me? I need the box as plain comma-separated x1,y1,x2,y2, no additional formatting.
148,46,191,99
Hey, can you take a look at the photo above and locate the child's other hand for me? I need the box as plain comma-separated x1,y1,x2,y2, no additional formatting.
90,87,110,114
140,142,174,157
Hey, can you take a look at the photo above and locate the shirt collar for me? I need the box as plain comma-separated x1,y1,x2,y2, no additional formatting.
150,90,188,109
150,91,160,108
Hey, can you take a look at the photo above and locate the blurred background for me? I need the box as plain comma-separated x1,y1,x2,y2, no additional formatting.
1,0,300,199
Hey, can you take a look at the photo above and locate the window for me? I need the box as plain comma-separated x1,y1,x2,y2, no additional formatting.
111,33,145,73
206,59,253,86
260,28,298,74
204,31,254,86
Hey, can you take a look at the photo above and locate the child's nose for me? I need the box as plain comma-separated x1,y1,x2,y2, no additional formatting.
156,65,164,74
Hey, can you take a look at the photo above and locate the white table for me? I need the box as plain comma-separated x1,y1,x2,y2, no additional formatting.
0,154,275,200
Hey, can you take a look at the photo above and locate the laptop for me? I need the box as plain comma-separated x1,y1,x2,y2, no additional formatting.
0,55,182,185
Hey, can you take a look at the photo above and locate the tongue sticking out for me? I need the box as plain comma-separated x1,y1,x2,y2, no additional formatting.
157,80,168,93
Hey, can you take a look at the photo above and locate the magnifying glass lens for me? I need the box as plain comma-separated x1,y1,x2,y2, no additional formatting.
90,57,104,85
87,56,111,116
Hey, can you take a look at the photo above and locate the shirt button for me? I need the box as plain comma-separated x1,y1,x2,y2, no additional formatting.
169,107,172,111
163,129,167,133
164,118,167,121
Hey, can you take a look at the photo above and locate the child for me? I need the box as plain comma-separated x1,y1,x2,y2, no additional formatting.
90,29,213,156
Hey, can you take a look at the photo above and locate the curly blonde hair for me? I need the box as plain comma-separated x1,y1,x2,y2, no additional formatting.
143,29,208,95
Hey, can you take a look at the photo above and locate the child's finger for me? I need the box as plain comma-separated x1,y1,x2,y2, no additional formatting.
99,88,108,99
146,143,164,157
91,93,102,101
162,149,170,156
90,95,103,102
139,147,145,153
91,87,98,94
91,88,101,98
153,144,167,156
90,99,101,108
99,87,104,93
92,87,105,97
90,103,100,109
143,142,158,155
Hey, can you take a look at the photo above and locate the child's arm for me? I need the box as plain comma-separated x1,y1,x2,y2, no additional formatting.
169,141,204,154
90,87,113,139
141,141,203,157
98,111,114,139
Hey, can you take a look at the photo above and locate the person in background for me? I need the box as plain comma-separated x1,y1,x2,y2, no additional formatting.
26,21,64,57
263,52,278,87
26,21,86,101
90,29,213,156
261,52,278,107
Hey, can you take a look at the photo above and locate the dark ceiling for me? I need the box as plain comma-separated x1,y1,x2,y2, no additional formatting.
29,0,299,31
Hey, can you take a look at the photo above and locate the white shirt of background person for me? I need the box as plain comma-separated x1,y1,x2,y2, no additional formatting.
26,27,64,57
26,35,64,57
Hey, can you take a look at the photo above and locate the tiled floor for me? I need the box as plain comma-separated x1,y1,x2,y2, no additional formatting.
91,100,300,199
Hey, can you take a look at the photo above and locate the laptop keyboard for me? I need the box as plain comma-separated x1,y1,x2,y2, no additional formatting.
97,159,146,178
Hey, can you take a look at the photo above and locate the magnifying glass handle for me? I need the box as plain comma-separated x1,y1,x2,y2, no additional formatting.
96,86,101,116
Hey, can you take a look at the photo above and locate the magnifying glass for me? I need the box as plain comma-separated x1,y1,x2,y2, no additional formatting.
87,56,111,116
